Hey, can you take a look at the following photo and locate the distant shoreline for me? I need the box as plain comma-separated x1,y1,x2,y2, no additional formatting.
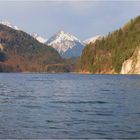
0,71,140,75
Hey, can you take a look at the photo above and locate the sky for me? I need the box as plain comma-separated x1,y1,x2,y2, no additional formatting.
0,1,140,40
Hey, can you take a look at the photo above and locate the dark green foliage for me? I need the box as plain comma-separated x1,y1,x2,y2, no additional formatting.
79,15,140,73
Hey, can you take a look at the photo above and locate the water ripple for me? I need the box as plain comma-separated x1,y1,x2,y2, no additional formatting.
0,73,140,139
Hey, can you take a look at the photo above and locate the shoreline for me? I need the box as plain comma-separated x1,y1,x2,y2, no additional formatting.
0,71,140,75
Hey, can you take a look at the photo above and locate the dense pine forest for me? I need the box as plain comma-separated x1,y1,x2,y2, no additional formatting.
79,15,140,74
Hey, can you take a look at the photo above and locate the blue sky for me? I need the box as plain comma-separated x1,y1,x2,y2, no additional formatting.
0,1,140,40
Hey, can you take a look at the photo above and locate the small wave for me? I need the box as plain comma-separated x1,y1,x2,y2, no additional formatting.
101,89,111,92
52,100,108,104
95,113,114,116
21,105,42,109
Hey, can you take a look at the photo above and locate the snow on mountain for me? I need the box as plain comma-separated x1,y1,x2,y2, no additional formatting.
46,30,85,58
31,32,47,43
0,21,20,30
0,21,47,44
84,35,101,44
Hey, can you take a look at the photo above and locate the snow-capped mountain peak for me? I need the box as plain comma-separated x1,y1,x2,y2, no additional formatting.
46,30,85,58
84,35,101,44
0,21,20,30
31,32,47,43
47,30,81,45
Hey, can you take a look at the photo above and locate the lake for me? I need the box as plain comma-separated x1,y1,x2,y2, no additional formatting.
0,73,140,139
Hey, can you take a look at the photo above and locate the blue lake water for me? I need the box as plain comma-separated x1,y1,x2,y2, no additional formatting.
0,73,140,139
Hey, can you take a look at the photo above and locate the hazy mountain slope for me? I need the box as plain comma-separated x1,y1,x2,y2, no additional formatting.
46,30,85,58
84,35,101,44
31,32,47,43
79,15,140,74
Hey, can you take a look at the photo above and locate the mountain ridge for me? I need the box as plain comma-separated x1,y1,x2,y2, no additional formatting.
0,21,20,30
84,35,101,44
31,32,47,43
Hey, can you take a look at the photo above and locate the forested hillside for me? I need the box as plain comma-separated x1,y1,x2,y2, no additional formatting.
0,24,62,72
79,15,140,74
